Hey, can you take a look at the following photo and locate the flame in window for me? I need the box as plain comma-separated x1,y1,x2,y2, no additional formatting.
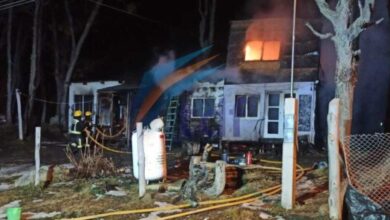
262,41,281,61
245,41,263,61
244,41,280,61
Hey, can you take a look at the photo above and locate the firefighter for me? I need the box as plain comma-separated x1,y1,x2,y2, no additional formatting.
83,111,93,147
68,110,84,151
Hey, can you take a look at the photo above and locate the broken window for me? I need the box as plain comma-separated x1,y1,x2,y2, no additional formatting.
235,95,260,118
192,98,215,118
244,41,281,61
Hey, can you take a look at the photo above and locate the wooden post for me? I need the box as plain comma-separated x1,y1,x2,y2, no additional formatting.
15,89,23,140
328,98,341,220
35,127,41,186
126,92,131,149
137,122,146,198
281,98,297,209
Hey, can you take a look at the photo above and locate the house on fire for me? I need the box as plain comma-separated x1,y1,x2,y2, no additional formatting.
67,15,323,149
179,18,320,147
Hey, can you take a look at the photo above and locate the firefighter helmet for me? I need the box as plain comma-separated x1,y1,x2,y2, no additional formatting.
73,110,82,117
85,111,92,117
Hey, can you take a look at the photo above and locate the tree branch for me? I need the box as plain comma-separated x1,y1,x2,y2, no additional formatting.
348,0,379,40
353,49,361,56
314,0,337,25
208,0,216,45
64,0,102,85
64,0,76,51
305,22,333,39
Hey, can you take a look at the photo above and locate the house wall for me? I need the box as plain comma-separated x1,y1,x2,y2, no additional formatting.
223,81,316,143
179,81,224,141
222,17,321,145
68,81,121,129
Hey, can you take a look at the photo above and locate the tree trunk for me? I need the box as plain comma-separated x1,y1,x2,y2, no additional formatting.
51,15,66,127
333,39,355,142
25,0,42,134
59,0,102,128
208,0,216,45
307,0,378,142
198,0,207,48
6,8,13,124
40,85,47,125
12,23,25,98
198,0,216,48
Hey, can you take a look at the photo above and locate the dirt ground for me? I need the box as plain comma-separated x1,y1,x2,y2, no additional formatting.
0,125,329,220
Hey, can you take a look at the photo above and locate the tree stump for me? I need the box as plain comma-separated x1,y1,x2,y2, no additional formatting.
181,154,226,202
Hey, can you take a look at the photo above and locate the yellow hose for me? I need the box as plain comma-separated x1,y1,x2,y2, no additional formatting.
158,188,281,220
63,161,311,220
95,126,126,139
158,165,309,220
62,204,191,220
85,131,131,154
260,159,283,164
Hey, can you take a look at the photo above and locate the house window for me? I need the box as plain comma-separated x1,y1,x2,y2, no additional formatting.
74,95,93,113
244,41,281,61
235,95,260,118
192,98,215,118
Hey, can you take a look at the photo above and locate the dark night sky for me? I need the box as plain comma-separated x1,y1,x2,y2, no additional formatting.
77,0,320,82
77,0,245,81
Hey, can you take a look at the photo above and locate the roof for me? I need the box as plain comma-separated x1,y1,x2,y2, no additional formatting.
98,84,139,92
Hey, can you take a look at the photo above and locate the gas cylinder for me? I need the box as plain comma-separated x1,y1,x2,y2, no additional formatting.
246,151,252,165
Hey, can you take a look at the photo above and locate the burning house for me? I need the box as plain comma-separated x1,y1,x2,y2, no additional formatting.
177,17,321,148
77,18,323,150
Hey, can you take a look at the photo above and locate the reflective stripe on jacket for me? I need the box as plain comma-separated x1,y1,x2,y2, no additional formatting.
69,119,81,135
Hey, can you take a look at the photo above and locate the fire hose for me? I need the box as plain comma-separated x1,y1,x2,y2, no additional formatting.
85,130,131,154
95,126,126,139
63,161,311,220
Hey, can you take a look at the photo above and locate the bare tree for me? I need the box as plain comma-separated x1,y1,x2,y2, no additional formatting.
306,0,383,141
6,8,13,124
55,0,102,128
24,0,42,134
198,0,216,48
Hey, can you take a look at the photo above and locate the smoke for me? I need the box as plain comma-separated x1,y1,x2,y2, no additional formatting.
133,47,216,124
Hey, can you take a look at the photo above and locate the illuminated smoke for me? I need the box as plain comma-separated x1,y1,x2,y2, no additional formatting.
133,47,218,123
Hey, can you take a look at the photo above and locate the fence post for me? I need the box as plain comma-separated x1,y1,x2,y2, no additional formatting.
137,122,146,198
327,98,341,220
35,127,41,186
281,98,298,209
15,89,23,140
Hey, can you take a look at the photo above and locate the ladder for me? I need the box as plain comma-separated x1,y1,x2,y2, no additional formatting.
164,96,179,151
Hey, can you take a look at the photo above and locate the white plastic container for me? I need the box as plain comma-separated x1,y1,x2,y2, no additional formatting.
132,130,167,181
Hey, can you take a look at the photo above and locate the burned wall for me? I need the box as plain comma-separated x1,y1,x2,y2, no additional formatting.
179,81,224,142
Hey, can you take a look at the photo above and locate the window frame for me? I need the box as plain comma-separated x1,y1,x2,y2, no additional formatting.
191,97,216,119
74,94,94,113
244,40,281,62
234,94,260,119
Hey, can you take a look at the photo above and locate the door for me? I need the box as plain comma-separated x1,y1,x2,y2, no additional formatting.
264,93,283,138
264,92,295,138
